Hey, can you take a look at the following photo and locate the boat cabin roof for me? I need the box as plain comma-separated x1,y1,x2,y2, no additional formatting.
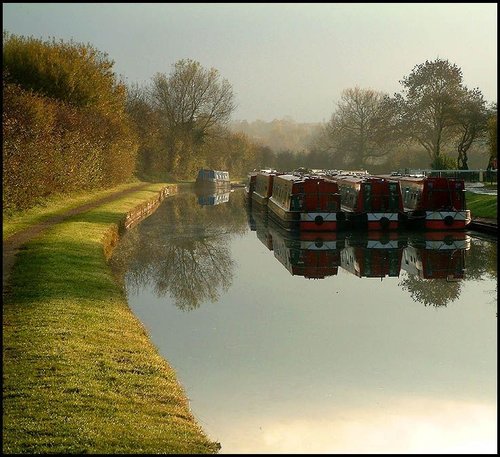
197,169,230,179
334,175,392,185
274,174,304,183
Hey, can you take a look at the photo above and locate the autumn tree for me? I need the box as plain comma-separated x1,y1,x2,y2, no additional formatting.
3,32,126,113
125,82,167,180
325,87,395,169
109,192,248,311
149,59,235,177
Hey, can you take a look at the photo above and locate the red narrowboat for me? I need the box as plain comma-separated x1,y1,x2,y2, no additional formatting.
267,174,343,232
244,172,257,203
251,172,280,207
330,175,404,230
394,176,471,230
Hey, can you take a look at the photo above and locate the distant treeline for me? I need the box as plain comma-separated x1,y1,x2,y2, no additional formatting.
231,82,497,174
3,32,497,212
230,118,323,153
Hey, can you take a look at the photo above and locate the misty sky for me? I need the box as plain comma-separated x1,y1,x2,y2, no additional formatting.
3,3,497,123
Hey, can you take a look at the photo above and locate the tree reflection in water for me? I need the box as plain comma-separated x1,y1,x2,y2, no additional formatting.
398,276,462,307
398,232,497,308
110,190,248,311
111,190,496,311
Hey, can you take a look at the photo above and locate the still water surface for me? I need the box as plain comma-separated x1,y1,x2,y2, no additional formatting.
110,188,497,454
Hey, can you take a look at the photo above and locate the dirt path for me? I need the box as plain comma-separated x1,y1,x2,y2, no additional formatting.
2,183,149,295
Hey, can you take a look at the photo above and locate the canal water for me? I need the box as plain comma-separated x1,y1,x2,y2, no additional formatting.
110,188,497,454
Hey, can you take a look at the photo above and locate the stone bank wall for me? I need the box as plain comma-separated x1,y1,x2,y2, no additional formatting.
123,185,178,230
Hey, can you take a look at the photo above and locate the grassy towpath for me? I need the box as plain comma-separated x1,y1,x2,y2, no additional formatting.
3,182,150,292
465,190,497,220
3,182,220,454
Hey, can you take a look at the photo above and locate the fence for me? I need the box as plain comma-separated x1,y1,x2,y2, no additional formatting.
402,169,497,184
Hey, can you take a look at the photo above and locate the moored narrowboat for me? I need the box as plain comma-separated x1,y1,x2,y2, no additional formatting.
251,171,280,207
267,174,343,232
330,175,404,230
392,176,471,230
244,172,258,203
195,169,231,190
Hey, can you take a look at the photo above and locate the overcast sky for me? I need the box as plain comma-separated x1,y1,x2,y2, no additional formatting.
3,3,497,122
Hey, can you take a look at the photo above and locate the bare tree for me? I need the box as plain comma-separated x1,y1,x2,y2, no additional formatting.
149,59,236,176
325,87,394,168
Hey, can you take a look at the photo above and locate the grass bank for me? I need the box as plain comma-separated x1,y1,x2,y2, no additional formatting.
3,181,146,239
3,183,219,454
466,191,497,219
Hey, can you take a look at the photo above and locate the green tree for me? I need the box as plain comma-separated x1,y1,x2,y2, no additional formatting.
486,103,497,169
431,153,457,170
455,88,488,170
393,58,468,168
399,275,462,307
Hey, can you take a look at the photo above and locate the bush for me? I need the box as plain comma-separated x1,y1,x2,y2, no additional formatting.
3,33,139,211
431,153,457,170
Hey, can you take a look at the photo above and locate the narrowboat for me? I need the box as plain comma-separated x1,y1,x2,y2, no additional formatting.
251,171,280,207
267,174,343,232
330,175,404,230
195,169,231,190
402,231,470,280
244,172,258,203
392,176,471,230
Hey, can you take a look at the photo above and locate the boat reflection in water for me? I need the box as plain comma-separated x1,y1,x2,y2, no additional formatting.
254,213,274,251
250,209,471,281
402,231,470,280
341,232,405,278
195,187,231,206
269,222,344,279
